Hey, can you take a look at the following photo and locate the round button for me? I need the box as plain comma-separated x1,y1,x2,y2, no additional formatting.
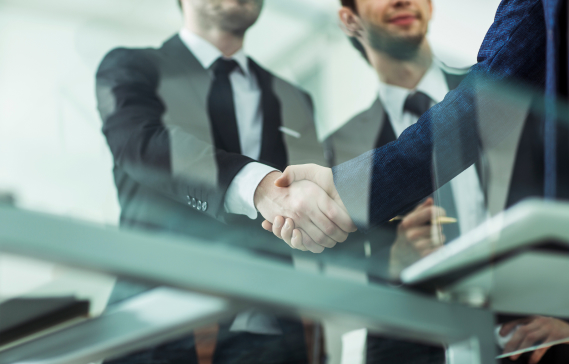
192,198,197,208
202,202,208,212
197,201,202,211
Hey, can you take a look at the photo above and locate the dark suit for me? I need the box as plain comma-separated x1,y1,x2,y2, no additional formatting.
332,0,548,229
96,34,326,364
328,0,569,360
322,68,468,364
327,56,569,361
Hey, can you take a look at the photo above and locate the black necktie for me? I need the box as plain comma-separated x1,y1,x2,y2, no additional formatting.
403,91,432,118
404,91,461,243
207,58,242,154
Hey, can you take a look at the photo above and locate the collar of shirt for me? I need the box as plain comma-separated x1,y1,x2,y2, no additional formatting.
377,60,449,125
178,28,251,77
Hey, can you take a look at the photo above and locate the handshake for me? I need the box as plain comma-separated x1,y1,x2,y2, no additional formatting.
254,164,357,253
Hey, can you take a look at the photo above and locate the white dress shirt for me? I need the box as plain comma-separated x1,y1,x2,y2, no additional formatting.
377,61,488,236
179,29,283,335
179,29,276,220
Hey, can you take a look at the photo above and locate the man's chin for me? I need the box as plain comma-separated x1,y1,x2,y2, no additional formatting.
218,14,259,34
387,26,424,40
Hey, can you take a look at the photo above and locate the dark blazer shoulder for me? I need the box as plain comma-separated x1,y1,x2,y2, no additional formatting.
329,98,383,140
324,98,384,166
97,45,159,74
439,62,470,90
97,34,188,79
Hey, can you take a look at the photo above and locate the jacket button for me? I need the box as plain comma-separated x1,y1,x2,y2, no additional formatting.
202,202,208,212
197,201,202,211
192,198,196,208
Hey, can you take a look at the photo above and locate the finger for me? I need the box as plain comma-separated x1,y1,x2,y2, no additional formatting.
504,324,542,354
319,195,357,235
281,218,295,247
290,229,313,252
405,198,433,219
312,200,349,243
403,200,437,224
296,228,325,254
529,346,550,364
405,226,432,242
262,220,273,232
272,216,285,239
290,229,308,251
420,247,442,257
401,205,444,229
516,328,548,353
500,318,532,336
274,164,315,188
413,239,443,257
411,239,436,252
414,197,434,210
299,217,338,249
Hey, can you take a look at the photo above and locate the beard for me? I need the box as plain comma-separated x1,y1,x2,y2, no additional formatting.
201,0,263,35
366,24,426,60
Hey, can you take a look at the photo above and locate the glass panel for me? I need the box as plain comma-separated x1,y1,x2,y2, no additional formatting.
3,0,569,363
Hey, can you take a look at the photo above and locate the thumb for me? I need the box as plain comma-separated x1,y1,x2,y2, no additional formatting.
275,164,312,187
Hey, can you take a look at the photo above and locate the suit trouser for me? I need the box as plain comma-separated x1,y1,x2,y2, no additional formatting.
103,280,309,364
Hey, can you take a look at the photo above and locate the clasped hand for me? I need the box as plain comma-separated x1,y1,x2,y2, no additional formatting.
255,165,357,253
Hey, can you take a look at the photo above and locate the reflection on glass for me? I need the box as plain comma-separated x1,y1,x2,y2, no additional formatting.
3,0,569,362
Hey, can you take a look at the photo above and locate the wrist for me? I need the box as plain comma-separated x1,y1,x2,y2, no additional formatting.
253,171,282,211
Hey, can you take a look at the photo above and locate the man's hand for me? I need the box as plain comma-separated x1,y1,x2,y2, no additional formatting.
255,171,356,253
274,164,343,207
501,316,569,364
388,198,446,277
260,165,356,252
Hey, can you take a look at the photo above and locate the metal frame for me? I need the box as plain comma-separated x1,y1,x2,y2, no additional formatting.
0,207,497,363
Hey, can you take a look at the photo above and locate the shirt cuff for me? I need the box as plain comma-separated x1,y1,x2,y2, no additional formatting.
224,162,279,219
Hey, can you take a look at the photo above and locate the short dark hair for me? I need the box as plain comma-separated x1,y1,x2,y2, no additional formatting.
340,0,357,11
340,0,366,61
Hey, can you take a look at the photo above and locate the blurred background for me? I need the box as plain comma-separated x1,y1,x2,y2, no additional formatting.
0,0,501,225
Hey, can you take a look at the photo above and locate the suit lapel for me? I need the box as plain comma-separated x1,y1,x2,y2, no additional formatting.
248,59,288,170
374,109,397,148
160,35,212,111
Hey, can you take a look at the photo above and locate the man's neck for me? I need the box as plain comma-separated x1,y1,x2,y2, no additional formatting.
184,22,244,57
366,41,433,90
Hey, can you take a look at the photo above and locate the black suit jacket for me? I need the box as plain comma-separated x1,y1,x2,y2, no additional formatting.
97,34,324,364
96,35,326,248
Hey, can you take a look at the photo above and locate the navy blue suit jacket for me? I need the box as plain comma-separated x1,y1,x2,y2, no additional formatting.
334,0,551,229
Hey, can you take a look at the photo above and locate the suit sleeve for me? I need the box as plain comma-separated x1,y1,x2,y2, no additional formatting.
96,48,254,222
333,0,546,229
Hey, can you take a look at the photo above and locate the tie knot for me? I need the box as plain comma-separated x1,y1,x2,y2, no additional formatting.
404,91,432,117
211,58,239,76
